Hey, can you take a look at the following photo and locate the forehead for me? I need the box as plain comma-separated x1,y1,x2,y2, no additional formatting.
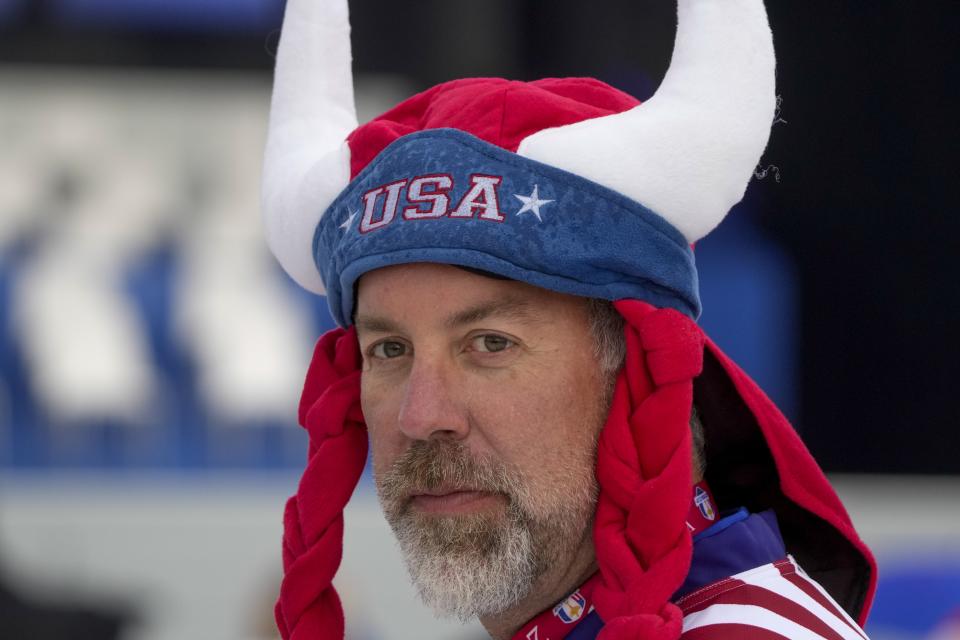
355,263,589,330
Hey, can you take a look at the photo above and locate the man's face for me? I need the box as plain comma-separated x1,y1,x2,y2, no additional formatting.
356,263,612,620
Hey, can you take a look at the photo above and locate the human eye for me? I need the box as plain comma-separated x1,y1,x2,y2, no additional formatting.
369,340,409,359
469,333,516,354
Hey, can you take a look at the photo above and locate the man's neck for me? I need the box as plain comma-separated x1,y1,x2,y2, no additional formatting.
478,526,598,640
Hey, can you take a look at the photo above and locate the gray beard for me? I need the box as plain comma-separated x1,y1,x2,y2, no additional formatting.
390,501,540,620
376,440,593,621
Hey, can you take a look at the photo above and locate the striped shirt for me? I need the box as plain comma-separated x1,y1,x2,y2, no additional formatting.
677,556,870,640
528,509,870,640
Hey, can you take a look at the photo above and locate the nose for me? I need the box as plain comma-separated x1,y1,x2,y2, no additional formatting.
396,356,469,441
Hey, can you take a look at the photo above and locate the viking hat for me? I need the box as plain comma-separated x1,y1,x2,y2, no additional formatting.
263,0,776,325
262,1,877,638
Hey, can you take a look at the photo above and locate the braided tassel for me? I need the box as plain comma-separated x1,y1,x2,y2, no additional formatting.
276,328,366,639
593,300,705,639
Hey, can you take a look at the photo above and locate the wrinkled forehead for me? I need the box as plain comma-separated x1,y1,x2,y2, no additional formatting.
353,262,594,334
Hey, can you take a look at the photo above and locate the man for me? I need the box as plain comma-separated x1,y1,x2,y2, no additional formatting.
261,0,877,638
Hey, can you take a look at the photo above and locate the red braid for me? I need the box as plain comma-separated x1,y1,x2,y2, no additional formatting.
592,300,704,639
275,327,366,639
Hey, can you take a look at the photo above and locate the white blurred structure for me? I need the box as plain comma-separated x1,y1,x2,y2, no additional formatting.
3,70,180,425
14,256,156,425
172,92,314,426
175,247,314,425
0,67,360,428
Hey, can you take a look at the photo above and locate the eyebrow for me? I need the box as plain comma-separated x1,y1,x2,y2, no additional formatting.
354,296,538,335
445,296,536,329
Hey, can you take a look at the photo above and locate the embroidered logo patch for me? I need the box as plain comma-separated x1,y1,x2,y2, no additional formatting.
694,486,716,521
357,173,506,234
552,590,587,624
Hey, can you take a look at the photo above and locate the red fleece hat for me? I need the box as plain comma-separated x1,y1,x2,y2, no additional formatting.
265,2,875,637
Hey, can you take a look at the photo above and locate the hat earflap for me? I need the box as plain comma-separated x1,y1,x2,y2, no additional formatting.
592,301,704,637
275,328,364,639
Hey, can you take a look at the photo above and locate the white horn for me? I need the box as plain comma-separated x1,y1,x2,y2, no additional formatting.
261,0,357,293
517,0,776,243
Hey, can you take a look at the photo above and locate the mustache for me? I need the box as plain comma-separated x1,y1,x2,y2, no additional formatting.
377,440,516,505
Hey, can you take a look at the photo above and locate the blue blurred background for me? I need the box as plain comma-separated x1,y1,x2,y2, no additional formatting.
0,1,956,639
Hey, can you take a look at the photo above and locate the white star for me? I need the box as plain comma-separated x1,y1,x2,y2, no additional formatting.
338,209,358,231
514,185,554,222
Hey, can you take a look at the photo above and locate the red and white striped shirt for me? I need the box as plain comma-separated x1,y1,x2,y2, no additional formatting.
677,556,869,640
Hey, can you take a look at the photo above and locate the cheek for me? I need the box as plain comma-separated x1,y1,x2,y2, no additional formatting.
471,371,603,525
474,360,606,475
360,377,404,479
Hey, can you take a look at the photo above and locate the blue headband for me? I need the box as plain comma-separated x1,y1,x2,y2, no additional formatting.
314,129,700,327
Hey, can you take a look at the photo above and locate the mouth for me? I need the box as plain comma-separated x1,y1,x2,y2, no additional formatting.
408,488,506,515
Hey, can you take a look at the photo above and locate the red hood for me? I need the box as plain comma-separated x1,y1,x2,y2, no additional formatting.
696,336,877,623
